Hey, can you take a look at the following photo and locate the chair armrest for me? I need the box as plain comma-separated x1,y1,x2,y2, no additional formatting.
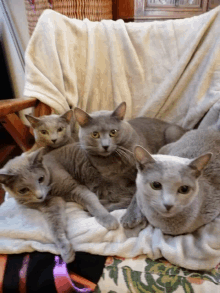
0,98,38,118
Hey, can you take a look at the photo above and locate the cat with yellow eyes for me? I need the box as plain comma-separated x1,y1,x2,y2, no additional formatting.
25,110,78,153
74,102,186,211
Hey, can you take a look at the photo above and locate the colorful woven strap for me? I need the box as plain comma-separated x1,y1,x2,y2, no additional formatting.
53,256,92,293
0,255,7,293
19,254,30,293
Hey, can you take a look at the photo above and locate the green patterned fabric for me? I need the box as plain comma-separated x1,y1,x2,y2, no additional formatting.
95,256,220,293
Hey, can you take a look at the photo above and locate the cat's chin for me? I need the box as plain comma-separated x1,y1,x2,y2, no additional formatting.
99,152,112,157
157,210,179,218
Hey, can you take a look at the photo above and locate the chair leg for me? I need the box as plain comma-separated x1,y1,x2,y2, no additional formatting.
0,113,34,152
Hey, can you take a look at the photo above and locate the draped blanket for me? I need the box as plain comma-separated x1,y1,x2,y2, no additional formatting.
1,6,220,270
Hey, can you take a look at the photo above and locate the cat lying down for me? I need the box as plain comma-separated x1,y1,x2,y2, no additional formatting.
0,145,121,263
122,125,220,236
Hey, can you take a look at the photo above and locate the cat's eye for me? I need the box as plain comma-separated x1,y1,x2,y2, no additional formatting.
38,176,44,183
91,131,100,139
178,185,190,194
19,188,29,194
109,129,118,137
150,181,162,190
57,127,64,132
40,130,48,135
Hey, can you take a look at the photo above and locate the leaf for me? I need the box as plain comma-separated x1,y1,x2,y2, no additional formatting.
181,277,194,293
145,272,165,292
156,274,180,292
123,266,158,293
113,258,123,267
109,266,118,285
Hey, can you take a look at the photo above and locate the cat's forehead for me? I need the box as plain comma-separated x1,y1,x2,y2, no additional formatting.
4,155,43,175
153,154,191,165
38,115,67,128
87,112,120,130
141,155,195,183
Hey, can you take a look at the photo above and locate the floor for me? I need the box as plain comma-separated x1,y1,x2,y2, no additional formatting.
0,123,22,204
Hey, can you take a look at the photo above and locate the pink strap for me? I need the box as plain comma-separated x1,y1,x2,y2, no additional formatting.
53,256,91,293
0,255,7,293
19,254,30,293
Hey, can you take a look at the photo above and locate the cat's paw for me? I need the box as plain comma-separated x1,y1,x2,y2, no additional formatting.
124,220,148,238
96,214,119,230
121,210,147,229
59,241,75,264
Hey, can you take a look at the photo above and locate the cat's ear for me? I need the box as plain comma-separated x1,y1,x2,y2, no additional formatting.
111,102,126,120
29,148,47,165
134,145,155,170
25,115,41,128
0,170,17,185
60,110,73,124
189,153,212,175
74,108,92,127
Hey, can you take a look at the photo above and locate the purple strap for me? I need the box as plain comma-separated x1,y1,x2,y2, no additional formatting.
53,256,91,293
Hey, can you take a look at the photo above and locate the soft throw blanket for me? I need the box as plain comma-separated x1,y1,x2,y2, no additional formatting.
24,6,220,129
10,6,218,270
1,196,220,271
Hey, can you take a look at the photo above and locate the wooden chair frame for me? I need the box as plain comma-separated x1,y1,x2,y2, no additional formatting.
0,98,52,152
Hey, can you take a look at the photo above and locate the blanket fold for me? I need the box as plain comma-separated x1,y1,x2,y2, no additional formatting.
24,7,220,128
1,197,220,270
2,5,217,270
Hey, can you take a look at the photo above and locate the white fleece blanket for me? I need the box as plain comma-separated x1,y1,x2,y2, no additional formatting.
1,195,220,271
3,5,218,270
24,6,220,129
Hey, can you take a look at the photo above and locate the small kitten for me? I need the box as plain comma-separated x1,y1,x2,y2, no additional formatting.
0,144,119,262
25,110,78,152
122,126,220,235
74,102,186,211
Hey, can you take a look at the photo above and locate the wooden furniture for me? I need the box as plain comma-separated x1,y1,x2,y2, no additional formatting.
0,99,51,153
113,0,220,21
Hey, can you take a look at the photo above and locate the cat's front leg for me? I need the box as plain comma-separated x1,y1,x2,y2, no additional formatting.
73,185,119,230
121,195,147,229
40,197,75,263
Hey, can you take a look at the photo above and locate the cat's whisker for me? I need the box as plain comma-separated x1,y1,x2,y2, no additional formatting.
115,150,123,159
118,145,133,155
116,149,130,162
117,148,132,162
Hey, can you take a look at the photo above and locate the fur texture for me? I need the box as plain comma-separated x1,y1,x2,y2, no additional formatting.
122,126,220,235
74,102,186,211
0,144,120,262
25,110,78,152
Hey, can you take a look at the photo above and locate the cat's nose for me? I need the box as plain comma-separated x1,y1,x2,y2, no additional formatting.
164,204,173,211
102,145,109,151
52,139,57,144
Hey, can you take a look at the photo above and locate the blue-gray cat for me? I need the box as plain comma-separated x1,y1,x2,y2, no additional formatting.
74,102,186,211
25,110,78,152
122,125,220,235
0,144,119,263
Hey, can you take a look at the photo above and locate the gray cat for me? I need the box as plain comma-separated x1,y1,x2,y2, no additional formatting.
122,125,220,235
25,110,78,152
74,102,187,211
0,144,119,263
